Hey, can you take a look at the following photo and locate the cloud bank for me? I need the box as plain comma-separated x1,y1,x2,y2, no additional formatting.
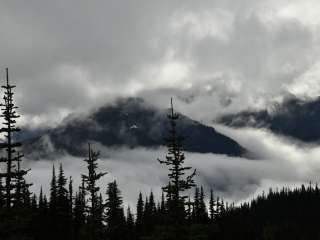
1,1,320,126
24,124,320,206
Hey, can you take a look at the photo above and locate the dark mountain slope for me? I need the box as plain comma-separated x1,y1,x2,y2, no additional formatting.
24,98,246,158
217,96,320,142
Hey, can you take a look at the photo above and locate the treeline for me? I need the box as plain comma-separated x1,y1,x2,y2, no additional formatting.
1,69,320,240
0,160,227,240
216,184,320,239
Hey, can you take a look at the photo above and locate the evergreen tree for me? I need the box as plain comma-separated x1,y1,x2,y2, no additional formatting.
0,68,32,239
0,68,25,209
56,163,71,240
198,186,208,223
143,191,156,235
126,206,135,239
209,188,215,222
136,192,144,235
193,186,200,222
82,143,107,240
105,180,125,240
35,187,49,240
158,98,196,238
13,152,32,209
0,178,4,208
48,164,58,240
73,181,86,240
49,165,57,211
68,176,73,215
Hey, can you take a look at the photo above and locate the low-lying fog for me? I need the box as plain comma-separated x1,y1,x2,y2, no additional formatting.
23,125,320,208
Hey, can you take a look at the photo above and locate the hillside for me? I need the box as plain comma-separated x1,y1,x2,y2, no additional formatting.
217,96,320,142
24,98,247,158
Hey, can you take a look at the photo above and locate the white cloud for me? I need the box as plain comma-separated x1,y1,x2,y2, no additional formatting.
23,124,320,206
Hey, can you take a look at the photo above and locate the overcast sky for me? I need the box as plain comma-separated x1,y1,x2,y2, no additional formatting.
1,0,320,126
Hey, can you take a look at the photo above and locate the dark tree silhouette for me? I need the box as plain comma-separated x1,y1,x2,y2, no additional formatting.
209,188,216,222
0,68,30,209
136,192,144,236
158,98,196,238
82,143,107,240
73,180,86,240
56,163,72,240
105,180,125,240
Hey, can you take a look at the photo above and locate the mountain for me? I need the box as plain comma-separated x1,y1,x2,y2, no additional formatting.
217,96,320,142
24,98,246,159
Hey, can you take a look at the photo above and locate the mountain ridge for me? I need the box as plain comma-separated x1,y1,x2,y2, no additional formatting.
217,96,320,143
23,97,247,159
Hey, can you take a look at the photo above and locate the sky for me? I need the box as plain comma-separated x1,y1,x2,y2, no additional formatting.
2,1,320,204
2,0,320,126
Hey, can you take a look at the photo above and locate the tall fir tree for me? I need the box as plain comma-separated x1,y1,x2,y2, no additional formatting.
105,180,125,240
198,186,208,223
126,206,135,239
0,69,32,239
193,187,200,222
136,192,144,236
48,164,58,240
68,176,73,215
82,143,107,240
49,164,57,210
0,68,31,209
0,178,4,208
158,98,196,239
56,163,71,240
209,188,216,222
73,181,86,240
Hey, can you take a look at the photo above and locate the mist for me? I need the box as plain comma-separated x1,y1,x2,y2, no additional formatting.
22,124,320,207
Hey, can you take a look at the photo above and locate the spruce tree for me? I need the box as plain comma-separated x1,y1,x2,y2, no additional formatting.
136,192,144,235
105,180,125,240
13,152,32,209
0,68,31,209
198,186,208,223
49,165,57,211
126,206,134,239
68,176,73,214
48,164,58,240
73,181,86,240
56,163,71,240
82,143,107,240
193,187,200,222
209,188,215,222
0,68,32,239
158,98,196,238
143,191,156,235
0,178,4,208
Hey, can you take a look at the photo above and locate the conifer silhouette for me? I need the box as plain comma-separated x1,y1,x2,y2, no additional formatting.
0,68,31,209
158,98,196,238
105,180,125,240
82,143,107,240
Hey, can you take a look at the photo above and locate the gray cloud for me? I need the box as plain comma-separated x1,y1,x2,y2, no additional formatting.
0,1,320,126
